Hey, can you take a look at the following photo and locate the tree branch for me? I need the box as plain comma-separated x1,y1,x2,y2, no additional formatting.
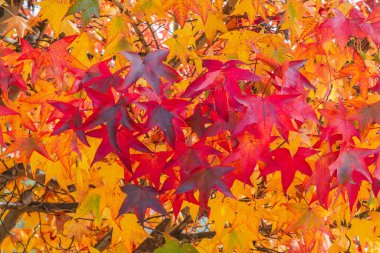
134,207,193,253
0,190,33,244
111,0,150,53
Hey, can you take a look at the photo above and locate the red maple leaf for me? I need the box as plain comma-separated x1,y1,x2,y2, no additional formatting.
47,100,89,146
262,148,317,193
0,104,18,116
0,61,26,98
311,151,339,207
328,147,379,209
131,151,173,188
86,125,149,168
83,88,138,151
119,49,181,94
118,126,152,170
160,175,199,217
183,60,258,98
346,8,380,45
183,60,259,120
329,147,376,185
279,60,316,94
223,130,270,185
234,94,297,140
17,36,85,86
175,166,234,208
317,101,358,147
118,184,168,224
72,60,124,93
138,98,189,147
318,9,363,48
185,104,212,138
166,138,221,176
318,8,380,48
282,94,318,125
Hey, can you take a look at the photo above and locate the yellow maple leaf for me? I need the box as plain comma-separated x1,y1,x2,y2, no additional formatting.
205,13,227,41
164,26,199,67
232,0,268,25
37,0,71,36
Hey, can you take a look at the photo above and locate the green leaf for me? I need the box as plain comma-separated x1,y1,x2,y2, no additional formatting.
75,193,101,225
66,0,100,27
154,235,199,253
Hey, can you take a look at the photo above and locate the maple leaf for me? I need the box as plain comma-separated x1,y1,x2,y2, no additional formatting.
160,174,199,217
282,94,318,125
311,152,339,207
361,10,380,45
118,184,167,224
232,0,267,25
205,13,227,41
0,104,18,116
340,50,371,97
118,127,152,170
176,166,234,208
279,60,316,94
1,132,51,168
185,104,212,138
87,125,150,169
1,15,33,38
64,220,91,243
17,36,85,87
169,0,210,28
183,59,258,99
131,151,172,188
72,60,124,93
167,138,221,176
191,0,211,24
171,0,189,28
37,0,71,36
262,147,317,193
0,61,26,98
328,147,379,209
83,88,138,151
285,203,333,247
234,94,296,140
317,101,358,146
66,0,100,27
163,26,199,67
318,9,356,48
119,49,181,94
203,109,241,138
223,131,270,185
84,126,114,165
329,147,376,186
47,99,89,146
349,100,380,137
138,98,189,147
183,60,259,121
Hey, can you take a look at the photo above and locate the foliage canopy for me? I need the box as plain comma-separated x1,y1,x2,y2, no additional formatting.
0,0,380,252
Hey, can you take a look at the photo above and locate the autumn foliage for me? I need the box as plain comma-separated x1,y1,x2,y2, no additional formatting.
1,0,380,252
